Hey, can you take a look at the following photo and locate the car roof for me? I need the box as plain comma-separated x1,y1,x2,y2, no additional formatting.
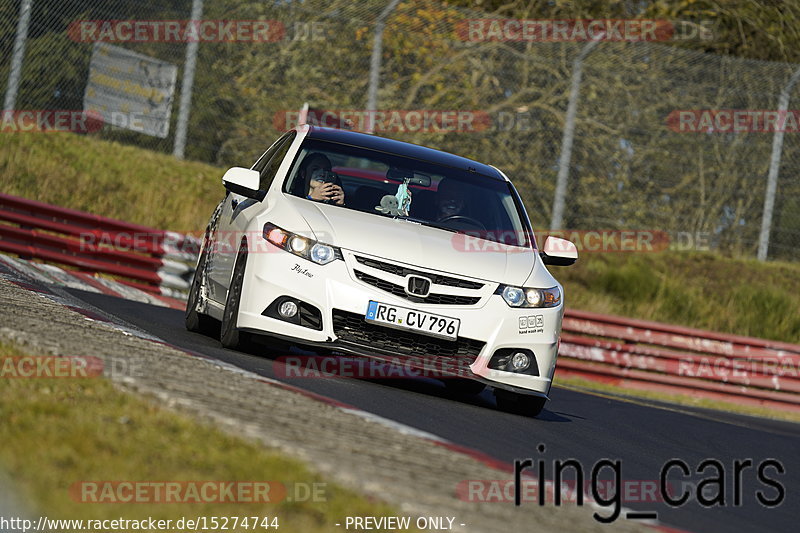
302,126,506,182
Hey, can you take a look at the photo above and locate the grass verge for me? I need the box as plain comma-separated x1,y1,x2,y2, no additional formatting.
0,134,222,232
557,251,800,343
0,342,405,532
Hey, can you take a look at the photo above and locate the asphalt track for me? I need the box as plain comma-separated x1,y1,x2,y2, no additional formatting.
64,287,798,533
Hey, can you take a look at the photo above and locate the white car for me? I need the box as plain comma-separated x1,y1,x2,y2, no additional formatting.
185,125,577,416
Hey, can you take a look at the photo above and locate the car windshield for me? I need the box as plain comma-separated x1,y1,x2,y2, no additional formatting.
283,138,532,248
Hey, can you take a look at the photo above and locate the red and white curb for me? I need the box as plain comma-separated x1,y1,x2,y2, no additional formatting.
0,254,185,310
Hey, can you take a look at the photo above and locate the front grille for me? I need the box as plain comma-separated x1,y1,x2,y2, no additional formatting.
354,270,481,306
354,255,484,289
332,310,485,369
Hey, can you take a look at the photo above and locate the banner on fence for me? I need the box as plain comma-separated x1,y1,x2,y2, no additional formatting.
83,42,177,138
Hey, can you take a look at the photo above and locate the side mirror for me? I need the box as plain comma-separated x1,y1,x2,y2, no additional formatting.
222,167,261,199
540,236,578,266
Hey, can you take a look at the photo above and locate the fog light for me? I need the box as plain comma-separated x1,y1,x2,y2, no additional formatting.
278,300,299,318
509,351,530,371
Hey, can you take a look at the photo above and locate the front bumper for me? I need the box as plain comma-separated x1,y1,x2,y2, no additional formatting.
237,246,563,398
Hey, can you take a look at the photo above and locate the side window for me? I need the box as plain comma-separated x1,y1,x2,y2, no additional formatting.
255,131,296,191
251,134,286,173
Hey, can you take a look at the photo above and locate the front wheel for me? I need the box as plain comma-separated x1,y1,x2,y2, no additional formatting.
185,243,215,335
494,389,547,417
220,242,250,349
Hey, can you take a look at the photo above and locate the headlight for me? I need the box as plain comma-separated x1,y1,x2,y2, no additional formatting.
263,223,340,265
499,285,560,308
310,243,335,265
502,286,525,306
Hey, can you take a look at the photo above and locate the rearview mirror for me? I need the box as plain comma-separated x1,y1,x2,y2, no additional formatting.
386,167,432,187
540,236,578,266
222,167,261,199
409,175,432,187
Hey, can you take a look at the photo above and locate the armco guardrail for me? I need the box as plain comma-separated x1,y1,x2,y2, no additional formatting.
556,309,800,413
0,193,200,298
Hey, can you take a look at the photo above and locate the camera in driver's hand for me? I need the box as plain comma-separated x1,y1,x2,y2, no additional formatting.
311,169,341,203
311,169,340,184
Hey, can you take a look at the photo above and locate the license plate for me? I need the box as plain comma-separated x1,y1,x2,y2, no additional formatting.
365,301,460,341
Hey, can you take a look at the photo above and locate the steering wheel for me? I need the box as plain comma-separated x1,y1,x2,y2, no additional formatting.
438,215,486,231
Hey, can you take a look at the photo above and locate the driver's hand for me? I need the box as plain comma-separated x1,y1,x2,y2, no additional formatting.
310,183,345,205
328,184,345,205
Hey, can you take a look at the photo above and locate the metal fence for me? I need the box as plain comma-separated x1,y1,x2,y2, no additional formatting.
2,0,799,261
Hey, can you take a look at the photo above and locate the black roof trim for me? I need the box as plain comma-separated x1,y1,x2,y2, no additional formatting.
303,126,505,181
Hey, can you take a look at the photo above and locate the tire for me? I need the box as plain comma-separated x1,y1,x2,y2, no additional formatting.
185,243,215,335
494,389,547,417
220,241,250,349
443,378,486,396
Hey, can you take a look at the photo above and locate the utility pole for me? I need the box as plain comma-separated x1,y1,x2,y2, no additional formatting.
757,65,800,260
550,38,603,230
365,0,401,134
3,0,33,111
173,0,204,159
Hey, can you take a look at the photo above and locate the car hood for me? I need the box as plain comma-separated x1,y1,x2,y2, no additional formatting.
286,197,534,284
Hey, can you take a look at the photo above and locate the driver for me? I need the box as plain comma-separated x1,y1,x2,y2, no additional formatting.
435,178,468,221
299,153,345,205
